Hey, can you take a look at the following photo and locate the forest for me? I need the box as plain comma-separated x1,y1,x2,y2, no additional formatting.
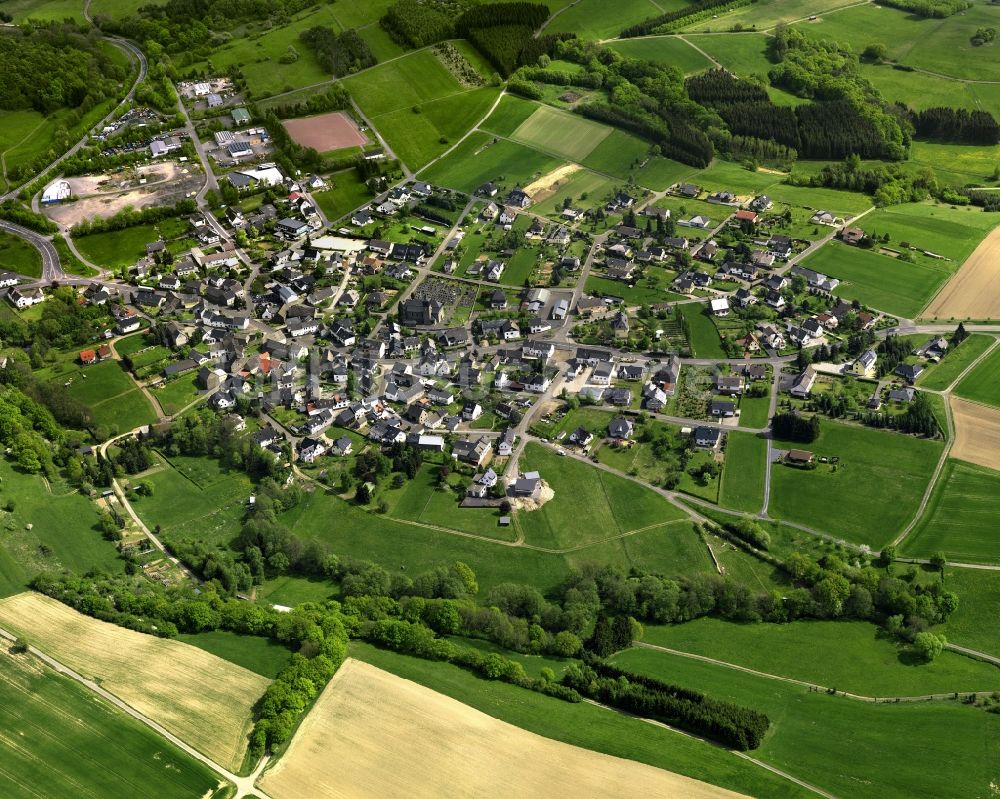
298,26,376,77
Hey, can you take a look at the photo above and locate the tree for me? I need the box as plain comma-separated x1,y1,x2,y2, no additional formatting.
930,551,947,580
878,544,897,571
862,43,888,62
912,631,946,662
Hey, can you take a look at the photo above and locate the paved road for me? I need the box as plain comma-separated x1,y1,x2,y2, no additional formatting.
0,219,63,281
0,626,274,799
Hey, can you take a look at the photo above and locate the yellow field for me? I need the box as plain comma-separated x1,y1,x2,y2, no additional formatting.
0,592,268,771
924,225,1000,319
951,398,1000,471
259,658,747,799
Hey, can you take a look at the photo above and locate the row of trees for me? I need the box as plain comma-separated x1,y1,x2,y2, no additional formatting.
772,411,821,443
620,0,750,37
910,107,1000,145
71,198,198,237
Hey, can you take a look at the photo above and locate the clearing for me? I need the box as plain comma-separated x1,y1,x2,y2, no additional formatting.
924,222,1000,320
258,657,747,799
950,398,1000,472
0,592,268,772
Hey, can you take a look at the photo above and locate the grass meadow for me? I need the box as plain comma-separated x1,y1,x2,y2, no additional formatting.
151,373,201,416
176,630,292,678
942,566,1000,658
769,421,942,547
545,0,680,40
352,641,813,799
902,458,1000,564
954,345,1000,408
679,303,727,358
61,360,157,431
916,335,994,391
859,202,998,264
420,131,564,191
720,431,767,513
0,229,42,278
612,645,1000,799
510,105,613,162
640,617,999,695
802,242,952,319
311,168,374,223
607,37,714,73
0,649,225,799
72,224,161,270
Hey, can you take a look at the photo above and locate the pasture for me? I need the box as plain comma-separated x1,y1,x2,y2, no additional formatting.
943,567,1000,658
0,229,42,278
353,642,812,799
545,0,679,41
950,398,1000,473
0,648,226,799
61,360,157,431
691,0,867,31
802,242,952,319
175,630,292,679
640,618,999,696
859,202,998,264
151,373,201,416
72,224,159,270
613,646,1000,799
0,0,85,22
343,50,463,116
0,592,269,772
902,459,1000,564
608,37,714,73
916,335,995,391
954,345,1000,409
480,94,540,138
259,657,747,799
584,275,684,306
516,443,688,550
719,432,767,513
925,225,1000,321
510,105,613,162
420,131,563,192
769,421,942,547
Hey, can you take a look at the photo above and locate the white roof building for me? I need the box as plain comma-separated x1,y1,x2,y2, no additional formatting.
41,180,71,204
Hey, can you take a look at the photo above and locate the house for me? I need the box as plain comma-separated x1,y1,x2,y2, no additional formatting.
591,361,615,385
478,182,498,197
298,437,327,463
765,290,786,310
896,363,924,383
332,436,353,456
551,299,569,320
608,417,634,440
79,349,98,365
735,288,756,308
9,287,44,309
497,428,516,457
852,350,878,377
786,449,815,465
612,311,629,339
710,399,737,417
811,210,839,226
467,468,499,498
462,401,483,421
889,387,916,403
276,218,310,239
708,190,738,206
840,226,866,245
506,188,531,208
679,215,711,229
751,195,773,212
710,297,730,317
490,289,508,310
674,183,700,199
453,436,493,467
734,209,758,225
618,363,644,381
568,427,594,447
513,471,542,500
768,235,793,259
694,426,722,448
715,375,744,395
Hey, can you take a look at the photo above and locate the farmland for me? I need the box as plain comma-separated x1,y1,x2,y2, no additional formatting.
260,657,749,799
0,592,269,771
917,335,995,391
420,131,564,192
925,225,1000,320
613,645,1000,799
951,398,1000,472
769,421,942,547
0,647,227,799
903,459,1000,564
511,105,613,162
954,345,1000,409
719,432,767,513
546,0,681,41
60,360,158,432
607,37,714,74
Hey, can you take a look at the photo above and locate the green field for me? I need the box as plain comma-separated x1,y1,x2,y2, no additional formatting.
917,335,995,391
909,140,1000,187
859,202,998,264
510,104,613,162
175,630,292,678
802,242,952,319
769,420,942,547
641,617,999,696
0,230,42,278
943,567,1000,658
420,131,564,192
691,0,866,31
150,373,201,417
720,431,767,513
352,641,812,799
343,49,465,116
607,36,714,74
954,344,1000,409
546,0,681,40
1,0,86,22
613,645,1000,799
902,459,1000,564
680,303,726,358
61,360,157,432
73,224,163,270
531,168,618,218
479,94,540,138
0,650,225,799
584,275,684,306
311,168,374,223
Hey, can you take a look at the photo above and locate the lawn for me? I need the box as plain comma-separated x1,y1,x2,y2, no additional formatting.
607,37,714,74
351,641,812,799
679,303,726,358
640,617,999,696
769,420,943,547
954,344,1000,409
420,131,563,192
613,645,1000,799
151,373,202,416
73,224,159,270
738,391,771,428
584,275,685,306
0,229,42,278
917,334,994,391
516,443,689,550
802,241,953,319
719,431,767,513
901,458,1000,564
510,104,613,162
311,168,374,223
175,630,292,679
0,649,225,799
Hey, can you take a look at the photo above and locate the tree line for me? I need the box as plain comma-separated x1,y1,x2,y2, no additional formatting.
620,0,750,37
910,107,1000,145
299,26,376,77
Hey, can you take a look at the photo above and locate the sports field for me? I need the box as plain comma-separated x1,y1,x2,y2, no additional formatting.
925,225,1000,320
951,398,1000,472
0,648,226,799
259,658,746,799
613,646,1000,799
511,105,613,162
903,458,1000,564
769,421,942,547
282,111,367,152
954,345,1000,409
802,242,952,319
720,432,767,513
0,593,268,771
